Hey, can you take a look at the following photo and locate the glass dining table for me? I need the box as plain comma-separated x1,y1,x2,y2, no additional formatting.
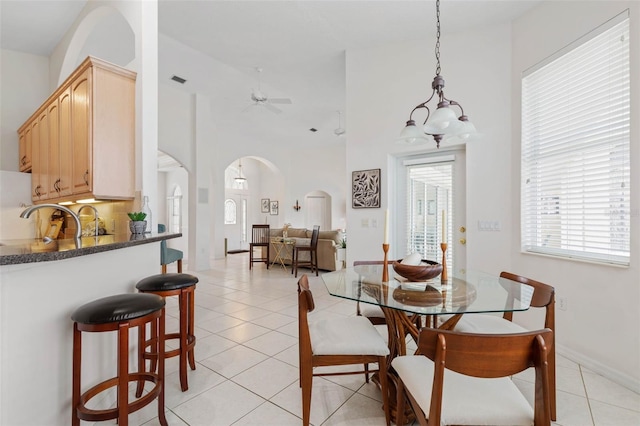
322,263,535,358
322,263,536,423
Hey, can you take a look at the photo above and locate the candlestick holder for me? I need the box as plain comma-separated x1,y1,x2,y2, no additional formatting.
382,243,389,282
440,242,448,282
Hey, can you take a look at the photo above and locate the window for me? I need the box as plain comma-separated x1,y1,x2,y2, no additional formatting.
167,186,182,233
224,199,236,225
521,12,630,265
404,156,453,267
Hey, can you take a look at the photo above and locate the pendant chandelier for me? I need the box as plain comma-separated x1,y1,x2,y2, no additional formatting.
398,0,477,148
234,158,247,184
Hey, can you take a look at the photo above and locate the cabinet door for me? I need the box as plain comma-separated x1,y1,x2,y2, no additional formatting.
19,127,32,172
48,99,60,197
71,69,92,195
54,89,73,197
31,111,50,201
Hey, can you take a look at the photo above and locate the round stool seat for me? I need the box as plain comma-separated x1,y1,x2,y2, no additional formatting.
71,293,165,324
136,273,199,292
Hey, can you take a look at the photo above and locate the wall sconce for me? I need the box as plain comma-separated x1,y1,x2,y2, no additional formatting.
293,200,301,211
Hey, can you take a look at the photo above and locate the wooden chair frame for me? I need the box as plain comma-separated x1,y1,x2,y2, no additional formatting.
298,275,390,426
293,225,320,277
249,224,270,269
396,328,552,426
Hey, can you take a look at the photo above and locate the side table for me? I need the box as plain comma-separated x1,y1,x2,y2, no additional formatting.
270,237,296,269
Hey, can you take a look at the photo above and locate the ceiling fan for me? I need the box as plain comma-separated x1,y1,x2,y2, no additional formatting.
245,67,292,114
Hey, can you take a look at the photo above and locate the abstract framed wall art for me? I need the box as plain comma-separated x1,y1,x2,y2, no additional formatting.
352,168,381,208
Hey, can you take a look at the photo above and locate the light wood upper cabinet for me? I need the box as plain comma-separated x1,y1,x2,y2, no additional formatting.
18,128,32,172
18,56,136,204
30,110,51,201
71,68,91,196
55,88,73,197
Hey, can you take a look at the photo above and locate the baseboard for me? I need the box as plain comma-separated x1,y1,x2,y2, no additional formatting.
558,344,640,394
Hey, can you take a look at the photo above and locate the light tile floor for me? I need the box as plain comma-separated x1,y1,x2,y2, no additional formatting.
96,253,640,425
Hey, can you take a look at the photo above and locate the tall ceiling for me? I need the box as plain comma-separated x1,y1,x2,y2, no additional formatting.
1,0,541,147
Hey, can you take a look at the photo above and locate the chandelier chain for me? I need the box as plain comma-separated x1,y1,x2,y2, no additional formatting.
435,0,441,76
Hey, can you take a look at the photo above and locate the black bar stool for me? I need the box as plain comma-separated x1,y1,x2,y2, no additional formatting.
71,293,167,426
136,273,198,392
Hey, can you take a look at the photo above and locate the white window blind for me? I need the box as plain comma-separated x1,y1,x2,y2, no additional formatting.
405,157,453,267
521,13,630,265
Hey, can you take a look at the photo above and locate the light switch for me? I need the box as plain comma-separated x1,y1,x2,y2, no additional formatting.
361,219,369,228
371,219,377,228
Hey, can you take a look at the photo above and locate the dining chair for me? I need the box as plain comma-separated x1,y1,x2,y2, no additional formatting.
297,275,390,426
392,327,553,426
293,225,319,277
453,271,556,420
249,224,270,269
158,224,183,273
353,260,389,326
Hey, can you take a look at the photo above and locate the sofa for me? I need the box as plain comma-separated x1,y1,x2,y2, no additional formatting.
268,227,344,271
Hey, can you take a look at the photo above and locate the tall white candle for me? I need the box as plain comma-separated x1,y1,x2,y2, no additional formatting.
383,209,389,244
442,210,446,243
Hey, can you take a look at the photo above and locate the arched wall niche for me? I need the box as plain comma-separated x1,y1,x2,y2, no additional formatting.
58,5,135,85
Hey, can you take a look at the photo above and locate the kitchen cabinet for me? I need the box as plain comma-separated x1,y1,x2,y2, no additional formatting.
48,90,72,198
31,109,50,201
17,56,136,204
18,128,31,172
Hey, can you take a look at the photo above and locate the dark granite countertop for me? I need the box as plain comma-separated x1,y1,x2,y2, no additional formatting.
0,232,181,266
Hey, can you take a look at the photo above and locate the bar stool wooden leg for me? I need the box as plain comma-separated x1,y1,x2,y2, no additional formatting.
72,323,81,426
118,322,129,426
188,288,196,370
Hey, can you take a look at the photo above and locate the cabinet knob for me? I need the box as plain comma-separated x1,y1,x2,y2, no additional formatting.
34,185,41,197
459,238,466,245
459,226,466,233
21,156,27,165
83,170,89,185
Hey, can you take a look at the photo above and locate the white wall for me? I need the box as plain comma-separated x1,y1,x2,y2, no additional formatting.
0,50,50,172
158,35,348,263
347,4,639,392
346,24,513,271
510,1,639,391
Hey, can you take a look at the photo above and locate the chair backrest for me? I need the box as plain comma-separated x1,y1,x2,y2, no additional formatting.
158,224,166,233
499,271,555,328
251,224,270,245
297,275,315,359
417,327,552,425
310,225,320,249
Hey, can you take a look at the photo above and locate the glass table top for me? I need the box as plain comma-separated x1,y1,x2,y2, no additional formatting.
322,264,534,316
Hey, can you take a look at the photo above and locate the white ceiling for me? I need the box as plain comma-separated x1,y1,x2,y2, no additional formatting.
1,0,541,147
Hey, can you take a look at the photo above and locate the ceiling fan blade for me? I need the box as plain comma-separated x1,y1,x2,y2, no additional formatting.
241,103,258,113
268,98,292,105
263,103,282,114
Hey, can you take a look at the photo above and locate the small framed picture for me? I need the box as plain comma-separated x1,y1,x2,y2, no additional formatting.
261,198,271,213
270,201,279,215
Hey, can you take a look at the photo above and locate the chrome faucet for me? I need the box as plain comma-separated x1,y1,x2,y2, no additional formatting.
20,204,82,248
78,205,100,237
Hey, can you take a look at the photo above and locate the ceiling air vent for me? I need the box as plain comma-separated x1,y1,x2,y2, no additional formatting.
171,75,186,84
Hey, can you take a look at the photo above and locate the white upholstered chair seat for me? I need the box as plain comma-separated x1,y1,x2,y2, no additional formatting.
455,314,527,334
359,303,385,319
309,316,389,356
392,355,534,425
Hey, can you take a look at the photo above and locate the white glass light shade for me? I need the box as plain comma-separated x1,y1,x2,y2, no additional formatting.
424,106,462,135
397,121,428,144
458,119,477,139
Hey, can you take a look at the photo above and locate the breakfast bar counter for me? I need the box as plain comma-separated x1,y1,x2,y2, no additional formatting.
0,232,182,425
0,231,181,265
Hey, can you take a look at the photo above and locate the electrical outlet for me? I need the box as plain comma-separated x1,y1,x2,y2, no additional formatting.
558,297,567,311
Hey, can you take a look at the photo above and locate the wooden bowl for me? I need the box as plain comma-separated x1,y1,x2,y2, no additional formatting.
393,285,443,307
393,259,442,281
